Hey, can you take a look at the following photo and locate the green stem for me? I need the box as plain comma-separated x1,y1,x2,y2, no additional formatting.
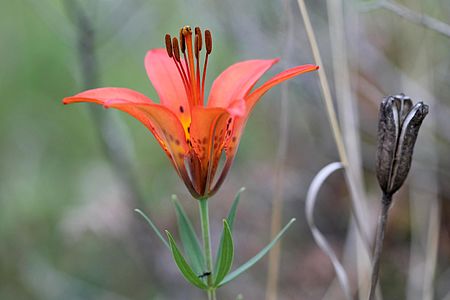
199,198,217,300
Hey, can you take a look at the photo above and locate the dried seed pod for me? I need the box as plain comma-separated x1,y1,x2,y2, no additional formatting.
376,94,429,197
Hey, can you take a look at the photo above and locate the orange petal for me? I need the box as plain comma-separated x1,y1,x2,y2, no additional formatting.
207,59,279,109
245,64,319,113
64,89,198,196
220,64,319,183
105,99,198,196
63,87,154,105
105,100,189,154
145,49,191,124
189,107,232,195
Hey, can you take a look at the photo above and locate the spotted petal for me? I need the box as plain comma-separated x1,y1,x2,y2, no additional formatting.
64,88,198,197
189,107,232,196
222,64,319,173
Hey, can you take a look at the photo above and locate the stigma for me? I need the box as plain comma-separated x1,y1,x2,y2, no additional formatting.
165,26,212,108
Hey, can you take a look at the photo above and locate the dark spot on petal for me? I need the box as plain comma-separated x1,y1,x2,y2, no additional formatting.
175,139,180,145
179,106,184,113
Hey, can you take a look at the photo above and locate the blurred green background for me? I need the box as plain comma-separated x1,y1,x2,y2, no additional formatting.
1,0,449,299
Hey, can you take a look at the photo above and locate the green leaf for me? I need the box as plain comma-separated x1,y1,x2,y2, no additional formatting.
219,218,296,286
214,220,234,286
166,230,208,290
214,187,245,273
227,187,245,232
172,195,204,274
134,209,169,249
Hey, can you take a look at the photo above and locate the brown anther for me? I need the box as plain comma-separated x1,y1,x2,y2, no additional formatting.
172,37,181,62
195,35,200,59
205,30,212,54
179,29,186,53
165,34,173,57
195,27,202,50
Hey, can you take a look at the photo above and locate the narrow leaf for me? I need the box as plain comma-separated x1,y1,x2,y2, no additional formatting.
214,187,245,273
227,187,245,231
172,195,204,274
134,209,169,249
214,220,234,286
166,230,208,290
219,218,296,286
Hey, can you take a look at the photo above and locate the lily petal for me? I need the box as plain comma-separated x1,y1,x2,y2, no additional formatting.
63,87,153,105
145,49,191,124
189,107,231,195
207,59,279,109
64,89,197,196
245,64,319,113
104,100,198,196
223,64,319,175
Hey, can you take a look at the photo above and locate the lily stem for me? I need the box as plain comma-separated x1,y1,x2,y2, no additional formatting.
369,193,392,300
199,198,217,300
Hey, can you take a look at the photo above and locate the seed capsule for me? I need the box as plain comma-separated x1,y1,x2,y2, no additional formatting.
376,94,428,197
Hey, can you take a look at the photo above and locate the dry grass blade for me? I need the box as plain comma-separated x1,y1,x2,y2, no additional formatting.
295,3,373,297
305,162,352,300
381,0,450,38
325,1,373,298
265,1,296,298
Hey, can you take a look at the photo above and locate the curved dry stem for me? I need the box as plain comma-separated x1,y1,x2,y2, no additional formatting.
305,162,352,300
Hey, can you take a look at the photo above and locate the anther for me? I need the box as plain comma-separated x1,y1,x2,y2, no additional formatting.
195,35,200,59
179,29,186,53
172,37,181,62
195,27,202,50
205,30,212,54
165,34,173,57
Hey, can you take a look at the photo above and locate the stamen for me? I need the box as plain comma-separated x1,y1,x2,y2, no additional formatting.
165,34,173,57
195,34,201,102
205,30,212,54
164,27,213,108
172,37,181,62
195,27,202,50
202,29,212,101
180,28,191,93
179,29,186,54
194,35,200,59
182,26,199,106
171,37,192,100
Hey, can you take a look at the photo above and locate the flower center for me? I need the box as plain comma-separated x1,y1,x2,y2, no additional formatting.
165,26,212,108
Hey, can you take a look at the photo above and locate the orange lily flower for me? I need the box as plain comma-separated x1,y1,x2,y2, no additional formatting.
64,26,318,199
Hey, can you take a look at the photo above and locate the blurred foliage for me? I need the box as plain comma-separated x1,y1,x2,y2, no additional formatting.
1,0,449,299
